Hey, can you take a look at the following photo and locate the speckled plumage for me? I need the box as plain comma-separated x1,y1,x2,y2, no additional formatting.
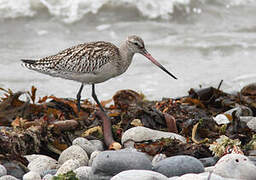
22,41,124,84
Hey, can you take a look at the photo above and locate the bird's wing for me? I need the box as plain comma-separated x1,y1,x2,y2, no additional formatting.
45,41,120,74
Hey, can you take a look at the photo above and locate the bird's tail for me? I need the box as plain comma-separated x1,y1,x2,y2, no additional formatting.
21,59,37,69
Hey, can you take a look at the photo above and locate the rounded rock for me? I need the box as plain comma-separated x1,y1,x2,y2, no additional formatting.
213,114,230,125
88,151,101,166
213,154,256,180
72,137,97,156
28,155,58,175
0,164,7,177
23,171,41,180
92,151,152,176
24,154,42,163
199,157,218,167
0,175,19,180
198,172,234,180
153,155,204,177
152,154,167,167
3,161,25,179
74,166,92,180
121,127,186,147
224,106,253,117
111,170,168,180
56,159,80,175
90,140,104,151
246,117,256,131
176,172,227,180
168,177,178,180
58,145,89,166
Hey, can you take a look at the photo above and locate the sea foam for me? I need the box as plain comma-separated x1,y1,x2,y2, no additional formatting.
0,0,190,23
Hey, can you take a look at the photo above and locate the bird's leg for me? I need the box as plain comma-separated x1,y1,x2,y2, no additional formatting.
91,84,105,112
92,84,121,149
76,83,84,112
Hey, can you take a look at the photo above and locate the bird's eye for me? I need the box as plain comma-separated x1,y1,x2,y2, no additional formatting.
134,42,143,49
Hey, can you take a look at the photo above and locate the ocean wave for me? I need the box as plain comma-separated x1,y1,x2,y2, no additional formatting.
0,0,254,23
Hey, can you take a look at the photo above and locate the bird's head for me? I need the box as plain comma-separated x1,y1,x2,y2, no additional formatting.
126,35,146,54
126,35,178,80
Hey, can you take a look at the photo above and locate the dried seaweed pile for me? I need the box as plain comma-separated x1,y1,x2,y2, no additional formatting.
0,83,255,166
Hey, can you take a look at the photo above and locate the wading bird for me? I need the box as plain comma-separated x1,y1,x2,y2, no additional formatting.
22,35,177,112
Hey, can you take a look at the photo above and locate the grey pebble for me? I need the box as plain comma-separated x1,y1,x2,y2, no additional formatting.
72,137,97,156
2,162,25,179
153,155,204,177
90,140,104,151
199,157,218,167
92,150,152,176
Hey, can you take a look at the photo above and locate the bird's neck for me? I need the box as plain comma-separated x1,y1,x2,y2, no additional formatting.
119,42,135,71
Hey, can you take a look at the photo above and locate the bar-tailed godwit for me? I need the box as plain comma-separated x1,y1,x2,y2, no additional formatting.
21,35,177,112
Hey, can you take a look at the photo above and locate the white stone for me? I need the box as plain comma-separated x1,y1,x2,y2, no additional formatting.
225,106,253,117
246,117,256,131
23,171,41,180
88,150,101,166
168,177,179,180
56,159,80,175
121,127,186,146
213,114,230,125
111,170,168,180
224,107,241,117
213,154,256,180
204,166,214,172
74,166,92,180
240,116,254,123
0,175,19,180
28,155,58,175
0,164,7,177
72,137,96,156
58,145,89,166
24,154,42,163
174,172,234,180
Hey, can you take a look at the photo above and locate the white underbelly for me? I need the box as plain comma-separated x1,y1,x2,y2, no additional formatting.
57,63,119,84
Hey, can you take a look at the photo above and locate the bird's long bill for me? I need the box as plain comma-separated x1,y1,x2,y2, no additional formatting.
142,51,177,80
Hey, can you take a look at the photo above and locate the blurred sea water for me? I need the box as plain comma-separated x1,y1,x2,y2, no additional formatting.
0,0,256,100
